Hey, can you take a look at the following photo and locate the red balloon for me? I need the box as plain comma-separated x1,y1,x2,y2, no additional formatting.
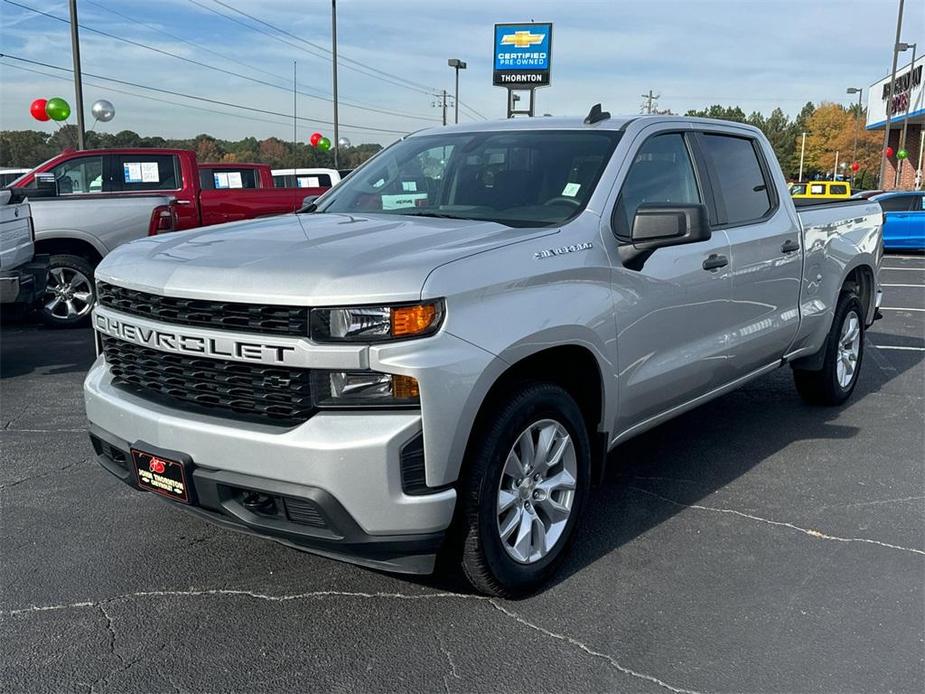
30,98,50,122
309,132,323,147
885,147,894,158
851,162,860,172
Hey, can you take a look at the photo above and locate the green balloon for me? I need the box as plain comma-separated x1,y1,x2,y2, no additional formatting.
45,97,71,121
897,148,909,160
317,136,331,152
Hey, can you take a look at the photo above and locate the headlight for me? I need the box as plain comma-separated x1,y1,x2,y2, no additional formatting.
311,370,420,408
310,300,444,342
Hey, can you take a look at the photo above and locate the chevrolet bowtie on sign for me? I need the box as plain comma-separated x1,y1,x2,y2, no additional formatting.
493,22,552,87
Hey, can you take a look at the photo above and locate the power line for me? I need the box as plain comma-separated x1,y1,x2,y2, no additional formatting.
0,53,410,135
186,0,436,98
211,0,439,95
84,0,441,123
3,60,297,130
5,0,440,124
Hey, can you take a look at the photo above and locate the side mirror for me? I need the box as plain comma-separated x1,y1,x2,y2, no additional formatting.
631,203,711,250
299,195,319,213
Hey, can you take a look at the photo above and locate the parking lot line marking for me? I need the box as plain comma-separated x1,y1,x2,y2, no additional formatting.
882,267,925,271
630,487,925,556
881,306,925,311
882,283,925,288
871,345,925,351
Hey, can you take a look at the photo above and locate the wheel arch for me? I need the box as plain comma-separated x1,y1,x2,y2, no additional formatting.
457,344,608,486
34,233,105,266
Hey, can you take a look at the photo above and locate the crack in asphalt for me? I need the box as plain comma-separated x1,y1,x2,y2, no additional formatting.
630,486,925,556
3,589,700,694
0,457,88,490
436,632,461,694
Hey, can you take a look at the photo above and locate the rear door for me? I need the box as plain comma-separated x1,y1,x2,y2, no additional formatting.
609,127,734,433
696,130,802,378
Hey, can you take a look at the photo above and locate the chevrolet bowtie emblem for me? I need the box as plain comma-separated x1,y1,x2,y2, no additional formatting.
500,30,544,49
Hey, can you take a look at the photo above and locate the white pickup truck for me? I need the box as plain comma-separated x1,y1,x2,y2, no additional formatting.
85,112,883,596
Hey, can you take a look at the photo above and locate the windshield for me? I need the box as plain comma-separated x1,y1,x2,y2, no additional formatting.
316,130,622,228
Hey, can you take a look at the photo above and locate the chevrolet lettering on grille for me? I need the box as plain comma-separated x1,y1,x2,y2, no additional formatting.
94,311,297,365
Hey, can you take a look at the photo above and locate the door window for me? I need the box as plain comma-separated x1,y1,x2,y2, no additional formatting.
701,134,773,225
614,133,701,237
115,155,179,191
49,155,104,194
877,195,914,212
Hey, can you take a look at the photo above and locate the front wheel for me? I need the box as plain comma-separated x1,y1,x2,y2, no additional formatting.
456,383,591,597
39,254,96,329
793,292,865,405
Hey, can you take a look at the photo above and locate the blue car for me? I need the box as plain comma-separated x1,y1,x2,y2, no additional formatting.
872,192,925,251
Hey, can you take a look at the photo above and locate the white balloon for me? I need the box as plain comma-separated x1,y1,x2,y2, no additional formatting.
91,99,115,122
337,136,351,148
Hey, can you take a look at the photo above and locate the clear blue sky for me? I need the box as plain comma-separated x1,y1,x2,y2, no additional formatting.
1,0,923,146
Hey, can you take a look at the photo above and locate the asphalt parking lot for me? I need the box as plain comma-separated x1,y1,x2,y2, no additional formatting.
2,256,923,694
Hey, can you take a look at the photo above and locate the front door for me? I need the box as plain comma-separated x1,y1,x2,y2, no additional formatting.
609,129,734,436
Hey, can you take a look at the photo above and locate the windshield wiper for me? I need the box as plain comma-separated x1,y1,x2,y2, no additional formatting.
398,211,468,220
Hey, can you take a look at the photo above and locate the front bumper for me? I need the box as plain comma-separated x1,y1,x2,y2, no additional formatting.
84,358,457,574
0,255,48,305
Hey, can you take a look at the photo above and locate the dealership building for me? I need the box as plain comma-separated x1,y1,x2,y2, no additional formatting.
867,55,924,190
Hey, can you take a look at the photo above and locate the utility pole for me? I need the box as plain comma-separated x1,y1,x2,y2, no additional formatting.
879,0,905,188
293,61,297,150
442,90,448,126
68,0,86,150
896,41,916,187
331,0,339,169
799,131,807,182
846,87,862,181
641,90,658,114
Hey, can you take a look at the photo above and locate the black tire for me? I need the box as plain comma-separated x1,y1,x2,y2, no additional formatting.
39,254,96,329
456,383,591,598
793,292,865,406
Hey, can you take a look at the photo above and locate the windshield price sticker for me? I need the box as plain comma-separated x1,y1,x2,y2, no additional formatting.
562,182,581,197
123,162,142,183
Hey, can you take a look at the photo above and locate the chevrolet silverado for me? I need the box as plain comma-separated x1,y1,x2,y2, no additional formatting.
84,111,883,596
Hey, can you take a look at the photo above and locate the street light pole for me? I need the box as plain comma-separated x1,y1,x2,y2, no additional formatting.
846,87,862,183
331,0,339,169
879,0,905,188
448,59,467,124
68,0,86,150
896,41,916,187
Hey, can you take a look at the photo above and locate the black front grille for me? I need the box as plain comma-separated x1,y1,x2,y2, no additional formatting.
102,336,314,425
97,283,308,337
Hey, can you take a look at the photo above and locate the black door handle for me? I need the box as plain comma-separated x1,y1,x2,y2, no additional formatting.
781,239,800,253
702,254,728,271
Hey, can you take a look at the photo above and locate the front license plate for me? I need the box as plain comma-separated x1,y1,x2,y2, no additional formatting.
131,447,192,504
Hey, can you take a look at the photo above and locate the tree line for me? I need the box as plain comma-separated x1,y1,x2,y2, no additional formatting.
0,125,382,170
1,102,884,186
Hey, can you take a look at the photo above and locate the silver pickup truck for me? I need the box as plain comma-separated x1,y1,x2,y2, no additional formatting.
27,193,175,327
84,112,883,596
0,190,47,310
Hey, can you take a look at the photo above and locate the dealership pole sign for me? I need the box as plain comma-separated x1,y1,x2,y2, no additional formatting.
493,22,552,117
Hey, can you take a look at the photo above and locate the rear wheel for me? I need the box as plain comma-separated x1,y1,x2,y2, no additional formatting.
39,254,95,329
793,292,864,405
456,383,590,597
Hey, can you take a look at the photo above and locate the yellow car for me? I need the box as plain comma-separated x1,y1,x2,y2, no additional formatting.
791,181,852,200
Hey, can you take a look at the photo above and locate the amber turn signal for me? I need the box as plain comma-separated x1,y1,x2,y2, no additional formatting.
391,303,441,337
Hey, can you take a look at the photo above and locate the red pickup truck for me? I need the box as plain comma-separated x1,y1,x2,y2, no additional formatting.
10,149,328,326
12,149,323,229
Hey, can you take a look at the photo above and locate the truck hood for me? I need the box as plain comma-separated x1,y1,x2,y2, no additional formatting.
96,212,554,304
